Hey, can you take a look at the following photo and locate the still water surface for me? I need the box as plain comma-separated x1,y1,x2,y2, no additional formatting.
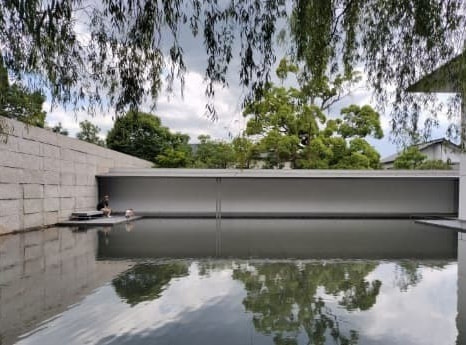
0,219,464,345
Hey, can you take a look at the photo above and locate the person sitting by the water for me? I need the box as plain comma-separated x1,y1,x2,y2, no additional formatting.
125,208,135,218
97,195,112,217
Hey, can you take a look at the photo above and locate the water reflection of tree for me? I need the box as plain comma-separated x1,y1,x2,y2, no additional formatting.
394,261,448,292
233,262,381,345
112,262,188,306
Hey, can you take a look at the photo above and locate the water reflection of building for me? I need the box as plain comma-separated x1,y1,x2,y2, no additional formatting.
458,233,466,345
0,227,133,345
99,218,458,259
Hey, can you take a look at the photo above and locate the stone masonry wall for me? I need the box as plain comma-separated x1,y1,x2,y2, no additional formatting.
0,117,152,234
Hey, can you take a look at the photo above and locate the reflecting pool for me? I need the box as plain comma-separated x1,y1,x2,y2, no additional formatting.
0,219,464,345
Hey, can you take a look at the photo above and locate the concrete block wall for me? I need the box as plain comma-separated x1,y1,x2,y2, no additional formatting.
0,117,152,234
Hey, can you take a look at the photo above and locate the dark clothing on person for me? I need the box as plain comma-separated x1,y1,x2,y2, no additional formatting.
97,200,109,211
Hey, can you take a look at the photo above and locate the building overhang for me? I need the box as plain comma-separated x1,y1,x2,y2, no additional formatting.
407,52,466,93
97,168,459,180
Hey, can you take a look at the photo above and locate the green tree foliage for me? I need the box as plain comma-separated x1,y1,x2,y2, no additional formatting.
50,122,69,136
193,135,236,168
1,0,463,140
243,79,383,169
106,111,191,166
112,262,188,307
418,159,452,170
233,262,381,345
393,146,452,169
155,148,190,168
0,55,46,128
288,1,465,142
393,261,449,292
393,147,427,169
0,0,286,119
339,105,383,139
155,133,192,168
76,120,105,146
232,135,261,169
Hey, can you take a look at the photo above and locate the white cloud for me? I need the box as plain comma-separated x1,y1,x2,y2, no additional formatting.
155,71,246,141
44,102,116,140
334,262,458,345
44,69,248,143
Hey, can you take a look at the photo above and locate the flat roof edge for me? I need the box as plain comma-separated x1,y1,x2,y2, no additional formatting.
96,168,459,179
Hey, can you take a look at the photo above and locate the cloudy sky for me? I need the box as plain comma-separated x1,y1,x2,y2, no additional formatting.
42,9,457,159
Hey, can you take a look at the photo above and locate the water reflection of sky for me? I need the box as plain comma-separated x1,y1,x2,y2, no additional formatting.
16,263,256,345
2,220,464,345
15,261,458,345
328,263,458,345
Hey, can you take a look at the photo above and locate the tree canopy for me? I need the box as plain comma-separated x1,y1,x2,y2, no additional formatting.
112,262,188,307
233,261,381,344
76,120,105,146
243,78,383,169
50,122,69,136
0,55,46,128
1,0,465,141
106,111,192,166
155,132,192,168
106,113,260,168
192,135,237,169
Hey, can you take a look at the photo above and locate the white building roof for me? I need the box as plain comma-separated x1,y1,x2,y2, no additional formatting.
380,138,461,164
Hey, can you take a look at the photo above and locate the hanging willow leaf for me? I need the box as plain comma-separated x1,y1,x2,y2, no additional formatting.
0,0,464,141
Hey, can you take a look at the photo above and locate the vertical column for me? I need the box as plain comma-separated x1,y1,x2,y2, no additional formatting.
215,177,222,257
460,95,466,219
457,233,466,344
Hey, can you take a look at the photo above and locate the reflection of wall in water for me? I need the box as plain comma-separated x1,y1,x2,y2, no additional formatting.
99,219,457,260
0,227,132,345
458,233,466,345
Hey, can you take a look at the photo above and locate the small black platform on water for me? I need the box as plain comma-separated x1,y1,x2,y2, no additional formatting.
70,211,104,220
58,215,142,226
